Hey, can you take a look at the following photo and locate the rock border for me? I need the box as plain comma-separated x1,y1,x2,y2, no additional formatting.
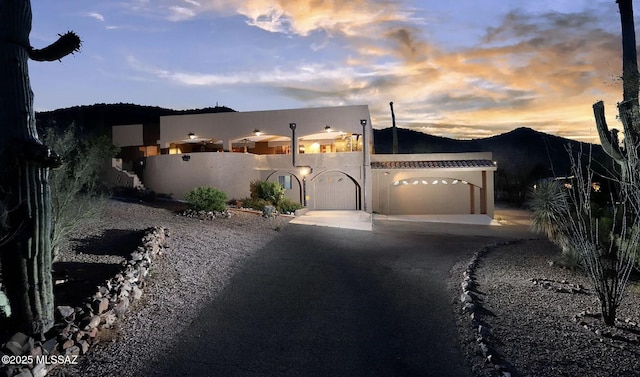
0,226,169,377
458,241,517,377
459,240,640,377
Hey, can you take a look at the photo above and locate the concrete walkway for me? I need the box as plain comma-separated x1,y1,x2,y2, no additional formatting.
290,210,373,231
289,206,531,235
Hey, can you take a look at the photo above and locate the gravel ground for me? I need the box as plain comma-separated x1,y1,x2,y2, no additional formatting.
38,200,640,376
50,199,291,377
455,239,640,377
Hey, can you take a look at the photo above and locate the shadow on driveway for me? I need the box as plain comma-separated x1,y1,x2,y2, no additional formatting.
144,220,533,377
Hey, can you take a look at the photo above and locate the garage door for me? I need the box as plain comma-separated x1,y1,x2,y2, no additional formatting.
389,178,472,215
312,172,358,210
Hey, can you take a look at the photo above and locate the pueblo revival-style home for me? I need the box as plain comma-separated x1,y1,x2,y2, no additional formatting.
108,105,497,217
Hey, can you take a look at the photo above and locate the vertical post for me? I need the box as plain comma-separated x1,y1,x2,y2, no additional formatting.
361,119,368,212
289,123,297,167
469,184,475,214
480,171,487,214
302,177,307,207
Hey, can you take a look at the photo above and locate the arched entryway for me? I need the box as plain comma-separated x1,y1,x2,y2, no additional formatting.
309,170,361,210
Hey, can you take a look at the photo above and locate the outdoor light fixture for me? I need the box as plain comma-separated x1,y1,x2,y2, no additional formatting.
324,125,332,132
289,122,296,130
188,132,196,140
253,129,262,136
299,166,312,176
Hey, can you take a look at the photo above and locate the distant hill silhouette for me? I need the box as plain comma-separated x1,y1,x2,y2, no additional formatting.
35,103,235,137
374,126,608,177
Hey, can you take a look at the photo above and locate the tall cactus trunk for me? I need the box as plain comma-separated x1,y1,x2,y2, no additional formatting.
618,0,640,105
0,0,56,337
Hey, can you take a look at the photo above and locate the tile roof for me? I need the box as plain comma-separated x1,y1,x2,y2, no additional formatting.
371,159,496,169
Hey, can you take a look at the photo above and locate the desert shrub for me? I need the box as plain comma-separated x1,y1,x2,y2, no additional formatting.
43,124,119,261
250,180,284,206
242,197,270,211
528,179,585,269
278,197,303,214
185,186,227,212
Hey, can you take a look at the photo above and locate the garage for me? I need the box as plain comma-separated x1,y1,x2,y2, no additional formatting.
371,153,497,217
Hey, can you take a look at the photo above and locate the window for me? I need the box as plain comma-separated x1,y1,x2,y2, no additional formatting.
278,175,292,190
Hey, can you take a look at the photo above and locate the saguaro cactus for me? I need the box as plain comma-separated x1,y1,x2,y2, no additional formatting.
0,1,80,337
595,0,640,171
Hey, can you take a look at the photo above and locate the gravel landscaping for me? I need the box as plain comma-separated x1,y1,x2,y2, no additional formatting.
5,198,639,376
455,239,640,377
49,199,291,377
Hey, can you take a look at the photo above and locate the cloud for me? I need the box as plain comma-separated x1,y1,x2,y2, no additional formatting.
87,12,105,22
168,6,198,21
123,1,623,141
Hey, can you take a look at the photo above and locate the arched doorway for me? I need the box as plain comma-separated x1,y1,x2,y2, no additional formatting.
309,170,361,210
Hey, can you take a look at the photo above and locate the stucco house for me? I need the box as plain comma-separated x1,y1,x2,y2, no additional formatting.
109,105,497,217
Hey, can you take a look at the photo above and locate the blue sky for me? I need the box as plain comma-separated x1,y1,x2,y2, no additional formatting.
29,0,632,141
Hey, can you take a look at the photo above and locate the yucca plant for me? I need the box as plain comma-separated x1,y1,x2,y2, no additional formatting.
528,180,571,253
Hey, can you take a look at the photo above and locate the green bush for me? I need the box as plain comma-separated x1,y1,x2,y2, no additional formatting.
242,197,270,211
185,186,227,212
250,180,285,206
278,197,303,214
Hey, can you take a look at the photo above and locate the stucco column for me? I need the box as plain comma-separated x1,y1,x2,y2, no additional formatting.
480,171,487,214
469,184,475,214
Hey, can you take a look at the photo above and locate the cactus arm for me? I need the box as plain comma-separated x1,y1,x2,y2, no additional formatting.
593,101,625,162
28,31,81,62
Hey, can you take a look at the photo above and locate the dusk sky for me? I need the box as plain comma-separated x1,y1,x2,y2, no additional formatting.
30,1,635,141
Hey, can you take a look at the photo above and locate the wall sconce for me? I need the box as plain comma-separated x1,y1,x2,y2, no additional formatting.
182,155,191,162
299,166,312,176
188,132,196,140
324,125,332,132
253,129,262,136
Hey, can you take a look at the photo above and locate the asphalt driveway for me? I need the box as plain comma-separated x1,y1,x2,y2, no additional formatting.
144,220,528,377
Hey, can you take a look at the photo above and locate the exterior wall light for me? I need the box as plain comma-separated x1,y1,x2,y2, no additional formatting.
324,125,332,132
188,132,196,140
299,166,312,176
253,129,262,136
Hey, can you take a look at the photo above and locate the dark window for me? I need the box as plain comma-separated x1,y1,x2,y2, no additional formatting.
278,175,292,190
